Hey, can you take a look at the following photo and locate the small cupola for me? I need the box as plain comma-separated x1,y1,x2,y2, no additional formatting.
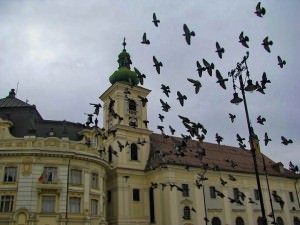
109,38,139,86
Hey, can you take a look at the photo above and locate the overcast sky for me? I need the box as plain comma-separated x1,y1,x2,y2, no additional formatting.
0,0,299,168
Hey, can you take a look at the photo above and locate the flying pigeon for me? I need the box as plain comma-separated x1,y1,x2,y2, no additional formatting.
152,13,160,27
255,2,266,17
239,32,249,48
141,32,150,45
216,42,225,59
153,56,163,74
262,36,273,53
183,24,195,45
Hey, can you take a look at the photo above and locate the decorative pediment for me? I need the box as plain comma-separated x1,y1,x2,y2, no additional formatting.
180,199,193,205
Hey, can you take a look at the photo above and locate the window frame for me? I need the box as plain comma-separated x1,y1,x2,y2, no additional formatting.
70,169,82,185
209,186,216,199
3,167,17,182
91,172,99,189
0,195,14,212
41,167,58,183
41,195,56,213
69,197,81,213
91,199,98,216
289,191,295,202
130,143,138,161
182,184,189,197
133,189,140,202
183,206,191,220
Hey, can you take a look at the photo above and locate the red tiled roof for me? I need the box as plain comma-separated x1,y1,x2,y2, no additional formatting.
148,133,299,178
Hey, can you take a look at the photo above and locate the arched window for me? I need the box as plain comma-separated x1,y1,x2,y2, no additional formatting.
183,206,191,220
277,217,284,225
212,217,221,225
128,99,136,113
236,217,245,225
130,143,138,160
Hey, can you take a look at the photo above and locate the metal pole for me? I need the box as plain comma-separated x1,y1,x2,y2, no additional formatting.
65,159,70,225
202,184,208,225
238,75,267,225
262,155,276,224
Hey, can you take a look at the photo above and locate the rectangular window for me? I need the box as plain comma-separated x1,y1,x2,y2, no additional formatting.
0,195,14,212
40,167,57,183
4,167,17,182
209,186,216,199
149,188,155,223
91,199,98,216
289,192,294,202
233,188,239,199
91,173,99,189
254,189,260,200
70,169,82,185
42,196,56,213
69,197,81,213
133,189,140,201
182,184,189,197
107,190,112,203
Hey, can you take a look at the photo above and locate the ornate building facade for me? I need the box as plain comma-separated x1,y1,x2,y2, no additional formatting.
0,46,299,225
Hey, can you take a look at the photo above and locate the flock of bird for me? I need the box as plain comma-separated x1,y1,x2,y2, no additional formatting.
83,1,297,173
81,2,298,218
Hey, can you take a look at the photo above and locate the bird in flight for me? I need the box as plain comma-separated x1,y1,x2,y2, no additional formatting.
152,13,160,27
257,115,266,125
183,24,196,45
153,56,163,74
264,132,271,146
158,113,164,122
254,2,266,17
236,133,245,144
202,58,214,76
255,2,266,17
261,72,271,88
289,161,299,173
134,67,146,85
215,133,223,144
216,42,225,59
160,99,171,112
277,56,286,68
281,136,293,145
187,78,202,94
161,84,171,97
196,61,206,77
169,125,176,135
177,91,187,106
239,32,249,48
216,69,228,89
90,103,102,115
262,36,273,53
229,113,236,123
141,32,150,45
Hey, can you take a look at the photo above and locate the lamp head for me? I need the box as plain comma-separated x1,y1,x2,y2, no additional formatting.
230,93,243,105
245,79,257,92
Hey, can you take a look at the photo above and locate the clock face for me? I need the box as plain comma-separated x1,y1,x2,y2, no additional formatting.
129,117,137,127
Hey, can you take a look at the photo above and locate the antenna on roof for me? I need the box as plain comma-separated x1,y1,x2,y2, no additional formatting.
15,81,19,96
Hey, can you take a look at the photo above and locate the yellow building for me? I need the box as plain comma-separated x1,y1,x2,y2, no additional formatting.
0,45,299,225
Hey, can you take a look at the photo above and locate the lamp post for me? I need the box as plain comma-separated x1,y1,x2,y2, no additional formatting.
228,52,267,225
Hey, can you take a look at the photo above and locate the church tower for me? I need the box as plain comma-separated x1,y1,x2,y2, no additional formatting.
100,39,152,170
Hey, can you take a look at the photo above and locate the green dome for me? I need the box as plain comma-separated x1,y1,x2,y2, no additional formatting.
109,66,139,85
109,39,139,86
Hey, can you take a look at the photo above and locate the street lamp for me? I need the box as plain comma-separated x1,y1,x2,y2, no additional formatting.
228,51,267,225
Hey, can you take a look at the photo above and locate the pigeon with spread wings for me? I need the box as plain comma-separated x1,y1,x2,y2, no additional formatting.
183,24,196,45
